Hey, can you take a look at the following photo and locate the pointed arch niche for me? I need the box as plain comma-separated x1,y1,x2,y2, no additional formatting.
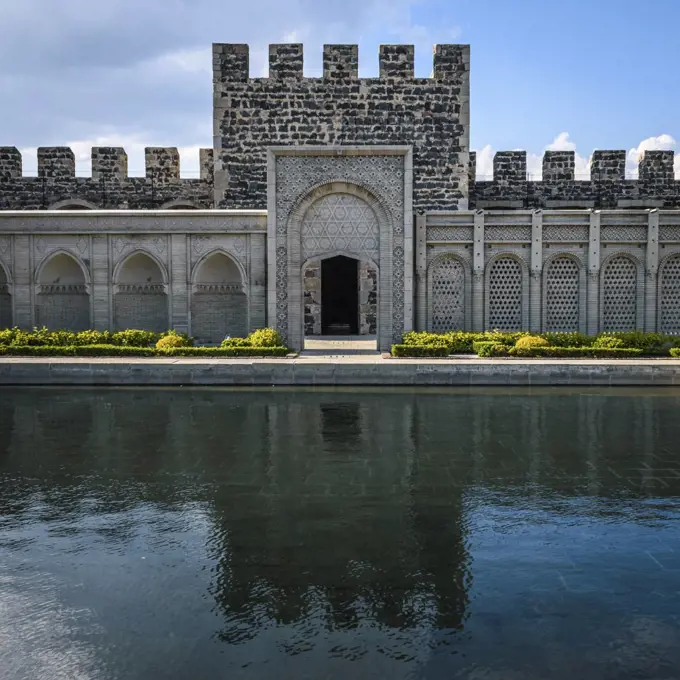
36,252,90,330
191,250,247,344
113,251,168,332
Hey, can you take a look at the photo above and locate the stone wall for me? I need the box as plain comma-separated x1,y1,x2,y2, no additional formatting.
471,150,680,210
213,43,470,211
0,147,214,210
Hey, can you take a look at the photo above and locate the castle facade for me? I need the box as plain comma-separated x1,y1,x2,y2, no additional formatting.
1,43,680,350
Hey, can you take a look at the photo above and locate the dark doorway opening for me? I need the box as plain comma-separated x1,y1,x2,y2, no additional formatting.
321,256,358,334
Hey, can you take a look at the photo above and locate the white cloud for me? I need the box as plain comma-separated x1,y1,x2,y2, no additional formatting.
474,132,678,181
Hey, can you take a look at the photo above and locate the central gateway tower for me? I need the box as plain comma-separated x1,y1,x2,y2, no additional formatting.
212,43,470,351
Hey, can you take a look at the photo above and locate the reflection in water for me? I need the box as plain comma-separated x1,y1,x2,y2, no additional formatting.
0,387,679,679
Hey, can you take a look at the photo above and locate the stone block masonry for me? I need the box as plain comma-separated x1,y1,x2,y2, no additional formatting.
0,147,213,210
212,43,471,212
472,149,680,209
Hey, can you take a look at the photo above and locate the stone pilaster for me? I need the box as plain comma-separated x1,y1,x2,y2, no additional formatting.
587,210,601,335
249,233,267,331
415,213,427,331
170,234,188,334
12,235,32,328
645,209,659,331
530,209,543,332
91,234,110,330
472,209,485,331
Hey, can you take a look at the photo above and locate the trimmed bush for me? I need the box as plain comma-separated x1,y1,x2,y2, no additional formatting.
507,346,642,358
0,344,289,358
515,335,550,350
245,328,284,348
156,331,191,350
391,344,450,357
670,348,680,358
542,332,593,348
221,337,251,348
159,346,289,357
592,335,626,350
110,329,159,347
476,342,509,358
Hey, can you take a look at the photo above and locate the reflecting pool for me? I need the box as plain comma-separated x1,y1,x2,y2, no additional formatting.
1,387,679,679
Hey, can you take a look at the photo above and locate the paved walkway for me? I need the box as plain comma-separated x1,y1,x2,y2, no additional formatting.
302,335,378,356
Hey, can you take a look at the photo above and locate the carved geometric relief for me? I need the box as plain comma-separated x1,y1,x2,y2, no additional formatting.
488,257,522,331
600,226,648,242
302,193,379,261
602,256,637,331
543,225,589,242
485,226,532,242
545,257,579,332
427,226,474,242
659,255,680,334
430,257,465,331
660,226,680,242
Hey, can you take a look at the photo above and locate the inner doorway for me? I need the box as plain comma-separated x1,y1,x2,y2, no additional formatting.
321,255,358,334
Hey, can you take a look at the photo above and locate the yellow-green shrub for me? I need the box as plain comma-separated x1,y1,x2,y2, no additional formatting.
246,328,284,347
156,331,190,350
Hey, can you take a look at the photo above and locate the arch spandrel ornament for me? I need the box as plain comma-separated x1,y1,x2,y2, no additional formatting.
267,147,413,352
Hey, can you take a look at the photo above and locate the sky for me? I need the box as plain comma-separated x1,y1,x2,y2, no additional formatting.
0,0,678,179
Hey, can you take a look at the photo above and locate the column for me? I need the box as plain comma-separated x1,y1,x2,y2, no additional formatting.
645,209,659,332
586,210,601,335
530,209,543,332
415,213,427,331
170,234,189,334
472,209,485,331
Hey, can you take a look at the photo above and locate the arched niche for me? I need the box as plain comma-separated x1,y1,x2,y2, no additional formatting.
0,263,11,328
35,252,90,331
113,251,168,333
191,251,247,344
49,199,97,210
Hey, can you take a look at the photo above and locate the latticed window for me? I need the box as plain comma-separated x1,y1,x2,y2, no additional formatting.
659,255,680,334
431,256,465,331
602,256,637,331
488,257,522,331
545,257,579,332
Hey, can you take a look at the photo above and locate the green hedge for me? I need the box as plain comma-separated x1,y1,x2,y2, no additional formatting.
0,344,290,358
396,330,680,358
508,346,643,358
391,344,450,357
0,327,191,348
669,348,680,358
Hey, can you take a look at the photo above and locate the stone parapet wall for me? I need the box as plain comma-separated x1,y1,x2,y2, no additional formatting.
213,43,470,212
472,150,680,209
0,147,214,210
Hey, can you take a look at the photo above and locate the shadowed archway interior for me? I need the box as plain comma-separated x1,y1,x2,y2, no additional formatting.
321,255,359,334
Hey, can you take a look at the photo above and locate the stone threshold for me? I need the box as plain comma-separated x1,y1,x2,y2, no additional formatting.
2,357,680,386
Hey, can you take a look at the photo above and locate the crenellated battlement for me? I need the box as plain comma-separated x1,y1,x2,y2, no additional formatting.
0,146,214,209
212,42,470,85
471,149,680,209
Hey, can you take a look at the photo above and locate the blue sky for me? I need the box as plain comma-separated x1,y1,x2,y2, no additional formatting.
0,0,677,178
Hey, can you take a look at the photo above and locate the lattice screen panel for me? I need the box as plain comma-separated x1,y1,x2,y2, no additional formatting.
659,256,680,334
431,257,465,331
488,258,522,331
544,258,580,332
602,256,637,331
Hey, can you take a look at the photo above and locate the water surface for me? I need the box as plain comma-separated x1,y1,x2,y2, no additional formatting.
1,387,679,679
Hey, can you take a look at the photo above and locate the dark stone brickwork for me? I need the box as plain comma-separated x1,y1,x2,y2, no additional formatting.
212,43,471,211
471,150,680,209
0,146,213,210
